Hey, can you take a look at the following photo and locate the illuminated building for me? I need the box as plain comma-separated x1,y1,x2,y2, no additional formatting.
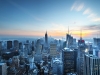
62,48,77,75
84,54,100,75
50,43,57,57
77,38,86,75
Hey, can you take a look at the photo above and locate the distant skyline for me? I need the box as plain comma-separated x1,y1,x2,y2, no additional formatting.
0,0,100,39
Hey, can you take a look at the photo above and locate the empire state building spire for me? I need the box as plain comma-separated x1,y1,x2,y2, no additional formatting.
45,31,48,45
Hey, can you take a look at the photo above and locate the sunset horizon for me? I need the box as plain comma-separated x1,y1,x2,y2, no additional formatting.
1,0,100,39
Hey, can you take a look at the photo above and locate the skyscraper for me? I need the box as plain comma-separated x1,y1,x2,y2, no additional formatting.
0,41,2,56
66,34,73,48
93,38,100,49
0,63,7,75
62,48,77,75
7,41,12,50
34,39,42,63
13,40,19,50
50,43,57,57
19,42,22,50
45,31,48,45
84,54,100,75
77,38,86,75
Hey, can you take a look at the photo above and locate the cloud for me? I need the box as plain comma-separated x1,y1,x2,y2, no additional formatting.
83,8,100,22
79,25,100,37
71,2,77,11
82,25,100,30
87,13,96,18
76,3,84,11
71,2,84,11
83,8,91,14
92,18,100,22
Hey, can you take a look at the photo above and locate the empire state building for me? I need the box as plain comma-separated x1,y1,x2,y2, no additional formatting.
45,31,48,45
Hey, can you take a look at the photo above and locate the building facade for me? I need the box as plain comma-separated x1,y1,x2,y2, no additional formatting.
62,48,77,75
13,40,19,50
50,43,57,57
84,54,100,75
0,63,7,75
7,41,12,50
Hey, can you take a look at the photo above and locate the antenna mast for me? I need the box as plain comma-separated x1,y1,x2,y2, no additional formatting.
80,30,82,40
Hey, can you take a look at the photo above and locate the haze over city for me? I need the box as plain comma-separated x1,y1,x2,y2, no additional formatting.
1,0,100,75
0,0,100,39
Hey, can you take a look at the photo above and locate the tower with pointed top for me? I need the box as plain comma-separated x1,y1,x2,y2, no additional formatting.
45,31,48,45
77,30,86,75
66,26,70,48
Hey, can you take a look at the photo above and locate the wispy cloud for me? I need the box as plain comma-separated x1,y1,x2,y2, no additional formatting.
71,1,84,11
77,24,100,37
82,24,100,30
87,13,96,18
92,18,100,22
83,8,91,14
83,7,100,22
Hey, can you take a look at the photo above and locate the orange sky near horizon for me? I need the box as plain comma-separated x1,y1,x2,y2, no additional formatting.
0,29,95,39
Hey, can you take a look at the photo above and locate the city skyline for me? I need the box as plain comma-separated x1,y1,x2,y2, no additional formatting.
0,0,100,39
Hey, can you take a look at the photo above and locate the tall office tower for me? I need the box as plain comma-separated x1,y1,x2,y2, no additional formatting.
77,38,86,75
0,63,7,75
0,41,2,56
7,41,12,50
13,40,19,50
63,41,66,48
45,31,48,45
50,43,57,57
32,41,35,52
84,54,100,75
73,38,76,48
19,42,22,50
34,39,42,63
62,48,77,75
24,43,30,55
66,34,73,48
36,39,42,54
0,41,2,50
93,38,100,49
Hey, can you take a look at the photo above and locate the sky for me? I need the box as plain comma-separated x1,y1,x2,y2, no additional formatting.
0,0,100,39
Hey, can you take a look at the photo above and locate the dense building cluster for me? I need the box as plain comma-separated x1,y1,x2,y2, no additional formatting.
0,32,100,75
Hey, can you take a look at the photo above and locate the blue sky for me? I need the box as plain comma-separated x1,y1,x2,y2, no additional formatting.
0,0,100,39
